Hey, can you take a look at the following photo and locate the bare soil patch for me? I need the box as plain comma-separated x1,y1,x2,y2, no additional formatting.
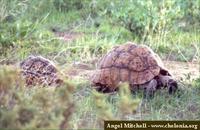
65,60,199,81
164,60,199,80
54,31,84,42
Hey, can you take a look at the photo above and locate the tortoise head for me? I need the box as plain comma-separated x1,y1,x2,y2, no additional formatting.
168,79,178,94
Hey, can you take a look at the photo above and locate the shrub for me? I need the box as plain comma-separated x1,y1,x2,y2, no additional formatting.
109,0,183,40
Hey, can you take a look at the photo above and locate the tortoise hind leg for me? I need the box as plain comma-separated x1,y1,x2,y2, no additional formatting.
159,75,178,94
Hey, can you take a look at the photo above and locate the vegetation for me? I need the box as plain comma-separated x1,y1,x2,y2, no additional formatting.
0,0,199,129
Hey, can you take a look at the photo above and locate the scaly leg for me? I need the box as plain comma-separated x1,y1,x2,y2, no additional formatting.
158,75,178,94
143,79,157,98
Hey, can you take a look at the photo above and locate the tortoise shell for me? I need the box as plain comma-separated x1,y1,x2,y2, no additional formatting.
20,56,62,86
91,42,165,91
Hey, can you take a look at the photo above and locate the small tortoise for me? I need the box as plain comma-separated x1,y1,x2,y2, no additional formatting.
91,42,178,95
20,56,62,86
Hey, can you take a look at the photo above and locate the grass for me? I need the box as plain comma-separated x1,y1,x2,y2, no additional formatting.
2,70,199,129
0,0,200,129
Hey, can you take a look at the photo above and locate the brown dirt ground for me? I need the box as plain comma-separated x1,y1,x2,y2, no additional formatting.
65,60,200,81
164,61,199,80
55,31,84,42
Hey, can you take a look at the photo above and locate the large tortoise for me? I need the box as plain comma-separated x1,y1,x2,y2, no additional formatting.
91,42,178,95
20,56,62,86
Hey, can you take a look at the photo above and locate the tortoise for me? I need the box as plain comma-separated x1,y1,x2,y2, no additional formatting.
91,42,178,96
20,56,62,86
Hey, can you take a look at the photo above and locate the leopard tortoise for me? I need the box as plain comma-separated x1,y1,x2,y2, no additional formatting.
20,56,62,86
91,42,178,96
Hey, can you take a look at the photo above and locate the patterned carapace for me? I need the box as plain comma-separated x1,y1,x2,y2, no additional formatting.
20,56,62,86
91,42,167,91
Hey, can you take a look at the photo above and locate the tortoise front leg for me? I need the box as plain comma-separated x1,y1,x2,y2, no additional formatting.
158,75,178,94
143,79,157,98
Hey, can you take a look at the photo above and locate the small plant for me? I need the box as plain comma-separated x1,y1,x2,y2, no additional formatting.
118,83,140,117
93,91,115,121
0,65,22,94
